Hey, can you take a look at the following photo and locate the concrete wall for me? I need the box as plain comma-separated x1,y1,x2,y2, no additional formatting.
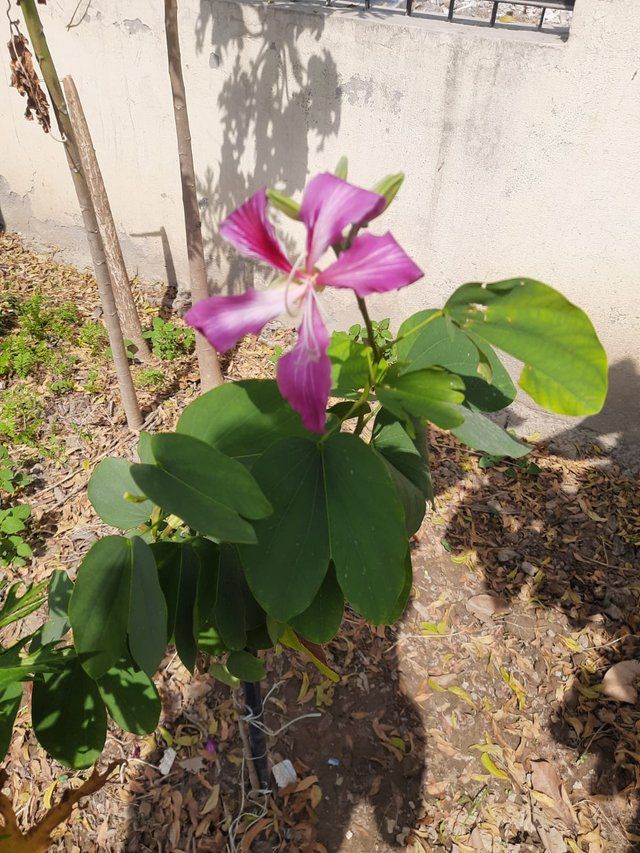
1,0,638,454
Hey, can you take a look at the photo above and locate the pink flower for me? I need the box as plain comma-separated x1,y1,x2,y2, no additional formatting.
186,173,423,433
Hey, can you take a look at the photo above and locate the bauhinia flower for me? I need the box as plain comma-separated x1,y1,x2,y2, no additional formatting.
186,173,423,433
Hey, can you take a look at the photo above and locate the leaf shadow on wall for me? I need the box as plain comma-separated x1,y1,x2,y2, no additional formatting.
194,0,342,295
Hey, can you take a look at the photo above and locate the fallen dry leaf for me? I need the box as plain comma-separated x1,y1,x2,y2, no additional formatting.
466,593,508,621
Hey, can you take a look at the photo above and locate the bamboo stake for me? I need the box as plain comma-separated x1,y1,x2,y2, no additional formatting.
164,0,223,391
17,0,150,361
62,77,151,363
62,87,142,428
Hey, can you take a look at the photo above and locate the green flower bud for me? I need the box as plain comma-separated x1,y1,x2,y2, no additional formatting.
371,172,405,210
334,156,349,180
266,189,300,220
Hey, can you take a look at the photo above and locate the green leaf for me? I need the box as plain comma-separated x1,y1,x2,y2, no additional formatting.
32,659,106,768
154,542,200,673
328,332,371,396
226,650,265,682
397,311,479,376
97,660,160,735
209,662,240,688
462,333,516,412
177,379,309,466
387,549,413,623
323,433,407,624
191,537,219,630
39,569,73,647
371,172,404,211
377,367,465,429
290,565,344,644
451,407,531,458
445,279,607,415
137,431,155,464
240,435,408,625
69,537,131,680
372,411,431,535
88,457,154,531
130,433,272,544
215,546,248,651
0,681,22,760
128,537,167,677
246,623,274,650
238,439,330,622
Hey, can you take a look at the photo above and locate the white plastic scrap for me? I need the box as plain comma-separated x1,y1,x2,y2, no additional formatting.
158,747,177,776
272,758,297,789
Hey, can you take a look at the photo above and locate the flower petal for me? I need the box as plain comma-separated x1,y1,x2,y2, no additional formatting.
317,232,423,296
300,173,386,269
277,292,331,433
185,287,289,353
220,190,292,273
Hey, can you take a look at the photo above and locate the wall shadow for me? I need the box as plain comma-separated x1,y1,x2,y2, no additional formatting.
439,419,640,848
194,0,341,294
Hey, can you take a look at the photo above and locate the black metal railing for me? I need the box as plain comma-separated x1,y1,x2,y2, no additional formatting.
318,0,576,29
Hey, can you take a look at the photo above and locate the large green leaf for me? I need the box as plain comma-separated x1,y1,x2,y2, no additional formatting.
98,659,160,735
69,537,131,680
451,407,531,458
239,435,407,624
128,537,167,677
177,379,308,466
445,279,607,415
130,433,271,544
372,411,431,535
88,457,153,531
397,311,479,376
461,333,516,412
32,659,106,768
153,542,199,672
290,566,344,644
215,545,247,651
377,367,465,429
191,537,219,630
239,439,330,621
323,433,407,623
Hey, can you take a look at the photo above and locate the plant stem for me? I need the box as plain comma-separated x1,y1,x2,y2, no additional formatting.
356,296,381,361
391,309,444,346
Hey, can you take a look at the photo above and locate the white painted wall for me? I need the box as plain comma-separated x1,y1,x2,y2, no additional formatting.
1,0,638,452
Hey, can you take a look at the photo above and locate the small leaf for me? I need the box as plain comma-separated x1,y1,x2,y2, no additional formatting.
226,651,265,682
88,457,153,531
480,752,508,780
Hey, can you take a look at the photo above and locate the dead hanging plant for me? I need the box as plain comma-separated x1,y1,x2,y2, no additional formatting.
0,762,123,852
8,31,51,133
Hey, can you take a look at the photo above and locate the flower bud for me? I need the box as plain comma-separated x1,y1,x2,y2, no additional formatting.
371,172,405,210
334,156,348,180
266,189,300,220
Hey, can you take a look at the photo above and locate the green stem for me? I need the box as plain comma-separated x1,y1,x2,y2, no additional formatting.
320,383,371,443
356,296,381,362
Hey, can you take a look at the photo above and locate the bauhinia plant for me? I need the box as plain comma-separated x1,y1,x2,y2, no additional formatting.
0,165,606,784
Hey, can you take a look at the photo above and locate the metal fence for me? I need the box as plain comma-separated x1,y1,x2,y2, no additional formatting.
307,0,575,29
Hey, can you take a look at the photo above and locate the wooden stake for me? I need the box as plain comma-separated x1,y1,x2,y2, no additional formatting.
17,0,150,361
164,0,223,391
63,82,142,428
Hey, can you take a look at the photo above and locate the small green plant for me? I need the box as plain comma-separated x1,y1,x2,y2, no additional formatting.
78,320,108,355
348,318,395,360
0,446,33,495
49,354,79,395
0,387,45,447
0,331,50,378
0,503,33,567
18,293,80,342
135,368,165,389
83,369,102,394
144,317,195,360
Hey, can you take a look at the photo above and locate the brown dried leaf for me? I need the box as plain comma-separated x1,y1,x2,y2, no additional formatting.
8,33,51,132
